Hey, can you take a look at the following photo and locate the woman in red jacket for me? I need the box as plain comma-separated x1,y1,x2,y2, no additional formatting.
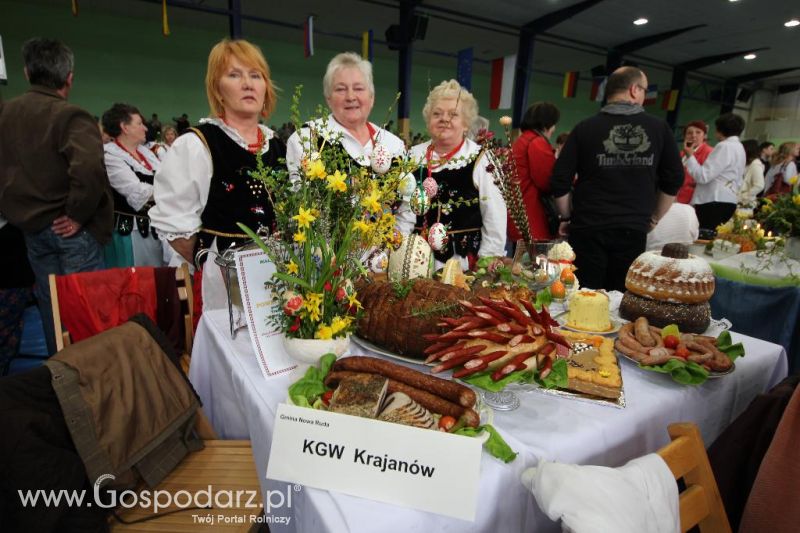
508,102,560,243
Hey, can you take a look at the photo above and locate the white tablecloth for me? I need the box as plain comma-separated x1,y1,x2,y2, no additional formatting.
189,309,788,532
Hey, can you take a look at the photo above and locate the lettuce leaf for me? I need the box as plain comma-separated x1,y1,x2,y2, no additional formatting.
641,358,709,385
716,330,745,361
288,353,337,407
535,287,553,309
455,424,517,463
461,357,568,392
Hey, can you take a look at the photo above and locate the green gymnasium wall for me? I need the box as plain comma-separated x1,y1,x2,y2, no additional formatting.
1,0,725,141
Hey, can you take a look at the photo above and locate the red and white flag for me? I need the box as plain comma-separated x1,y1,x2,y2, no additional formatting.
489,54,516,110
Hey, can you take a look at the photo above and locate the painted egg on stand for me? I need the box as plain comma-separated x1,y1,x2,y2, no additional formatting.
390,228,404,250
370,144,392,175
397,173,417,200
427,222,449,252
410,187,431,216
422,177,438,198
367,249,389,273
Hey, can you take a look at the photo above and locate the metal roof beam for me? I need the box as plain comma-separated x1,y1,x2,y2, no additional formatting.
521,0,607,33
680,48,769,71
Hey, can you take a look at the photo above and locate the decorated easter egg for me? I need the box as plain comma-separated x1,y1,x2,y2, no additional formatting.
397,173,417,199
366,249,389,273
388,234,434,281
370,144,392,175
427,222,449,251
390,228,404,250
422,177,438,198
410,187,430,216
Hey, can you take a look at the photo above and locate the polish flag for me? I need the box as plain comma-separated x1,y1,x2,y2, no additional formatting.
489,54,516,110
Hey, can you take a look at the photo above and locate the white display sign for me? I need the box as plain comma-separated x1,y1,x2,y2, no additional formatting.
266,403,482,521
235,249,297,379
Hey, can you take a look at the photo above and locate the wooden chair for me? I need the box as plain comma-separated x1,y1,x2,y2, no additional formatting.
109,410,261,533
49,264,195,362
657,423,732,533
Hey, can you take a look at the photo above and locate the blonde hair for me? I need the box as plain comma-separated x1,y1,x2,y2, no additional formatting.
205,39,276,119
422,80,478,133
322,52,374,99
772,142,797,166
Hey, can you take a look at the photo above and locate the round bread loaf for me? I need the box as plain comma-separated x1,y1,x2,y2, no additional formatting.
625,243,714,304
619,291,711,334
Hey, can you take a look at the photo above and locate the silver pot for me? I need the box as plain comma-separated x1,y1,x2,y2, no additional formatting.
196,241,262,338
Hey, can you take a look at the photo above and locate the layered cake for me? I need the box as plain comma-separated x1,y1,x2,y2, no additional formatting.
619,243,714,333
566,290,612,332
559,331,622,400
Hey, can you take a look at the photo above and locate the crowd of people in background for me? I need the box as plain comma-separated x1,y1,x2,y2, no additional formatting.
1,36,798,356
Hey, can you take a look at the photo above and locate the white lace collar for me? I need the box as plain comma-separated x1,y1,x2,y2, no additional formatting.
199,117,275,154
409,138,481,172
104,141,160,175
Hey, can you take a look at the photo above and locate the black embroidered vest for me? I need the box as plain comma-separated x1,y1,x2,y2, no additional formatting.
112,164,156,239
191,123,286,252
414,153,483,263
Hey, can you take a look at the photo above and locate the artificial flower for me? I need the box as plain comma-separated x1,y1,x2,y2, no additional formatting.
304,159,327,180
293,206,316,229
789,175,798,186
361,186,382,214
283,295,304,316
347,292,363,311
286,259,299,275
330,315,351,335
326,170,348,193
293,231,306,243
315,324,333,340
303,292,323,322
353,219,372,233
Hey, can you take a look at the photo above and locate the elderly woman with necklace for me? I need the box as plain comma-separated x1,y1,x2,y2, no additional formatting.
406,80,506,269
286,52,411,229
102,102,163,267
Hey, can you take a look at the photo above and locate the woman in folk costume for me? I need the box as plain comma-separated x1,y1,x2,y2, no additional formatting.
406,80,506,270
285,52,412,230
102,103,163,267
149,38,285,314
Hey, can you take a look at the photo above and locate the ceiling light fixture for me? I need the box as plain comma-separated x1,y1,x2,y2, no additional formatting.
633,18,648,25
785,19,800,28
744,53,757,60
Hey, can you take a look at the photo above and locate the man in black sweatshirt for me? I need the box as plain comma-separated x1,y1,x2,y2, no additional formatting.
550,66,684,292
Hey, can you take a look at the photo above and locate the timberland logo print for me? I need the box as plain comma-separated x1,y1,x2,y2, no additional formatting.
598,124,654,166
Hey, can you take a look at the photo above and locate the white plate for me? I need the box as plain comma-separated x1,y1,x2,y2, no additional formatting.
350,336,433,366
555,315,623,336
616,350,735,379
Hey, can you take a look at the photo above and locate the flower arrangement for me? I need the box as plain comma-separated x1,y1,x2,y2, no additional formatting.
756,176,800,238
240,87,415,340
714,213,767,252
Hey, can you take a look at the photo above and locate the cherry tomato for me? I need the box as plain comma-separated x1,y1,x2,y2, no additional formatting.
663,335,679,349
675,345,690,359
438,415,457,431
321,390,334,406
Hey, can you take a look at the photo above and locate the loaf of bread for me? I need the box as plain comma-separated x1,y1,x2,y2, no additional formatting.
355,278,472,359
619,290,711,334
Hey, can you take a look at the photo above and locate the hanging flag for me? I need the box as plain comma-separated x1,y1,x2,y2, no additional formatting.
162,0,170,36
456,48,473,90
662,89,679,111
303,15,314,58
590,77,607,102
71,0,78,16
489,54,516,110
361,30,373,62
643,84,658,105
562,71,579,98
